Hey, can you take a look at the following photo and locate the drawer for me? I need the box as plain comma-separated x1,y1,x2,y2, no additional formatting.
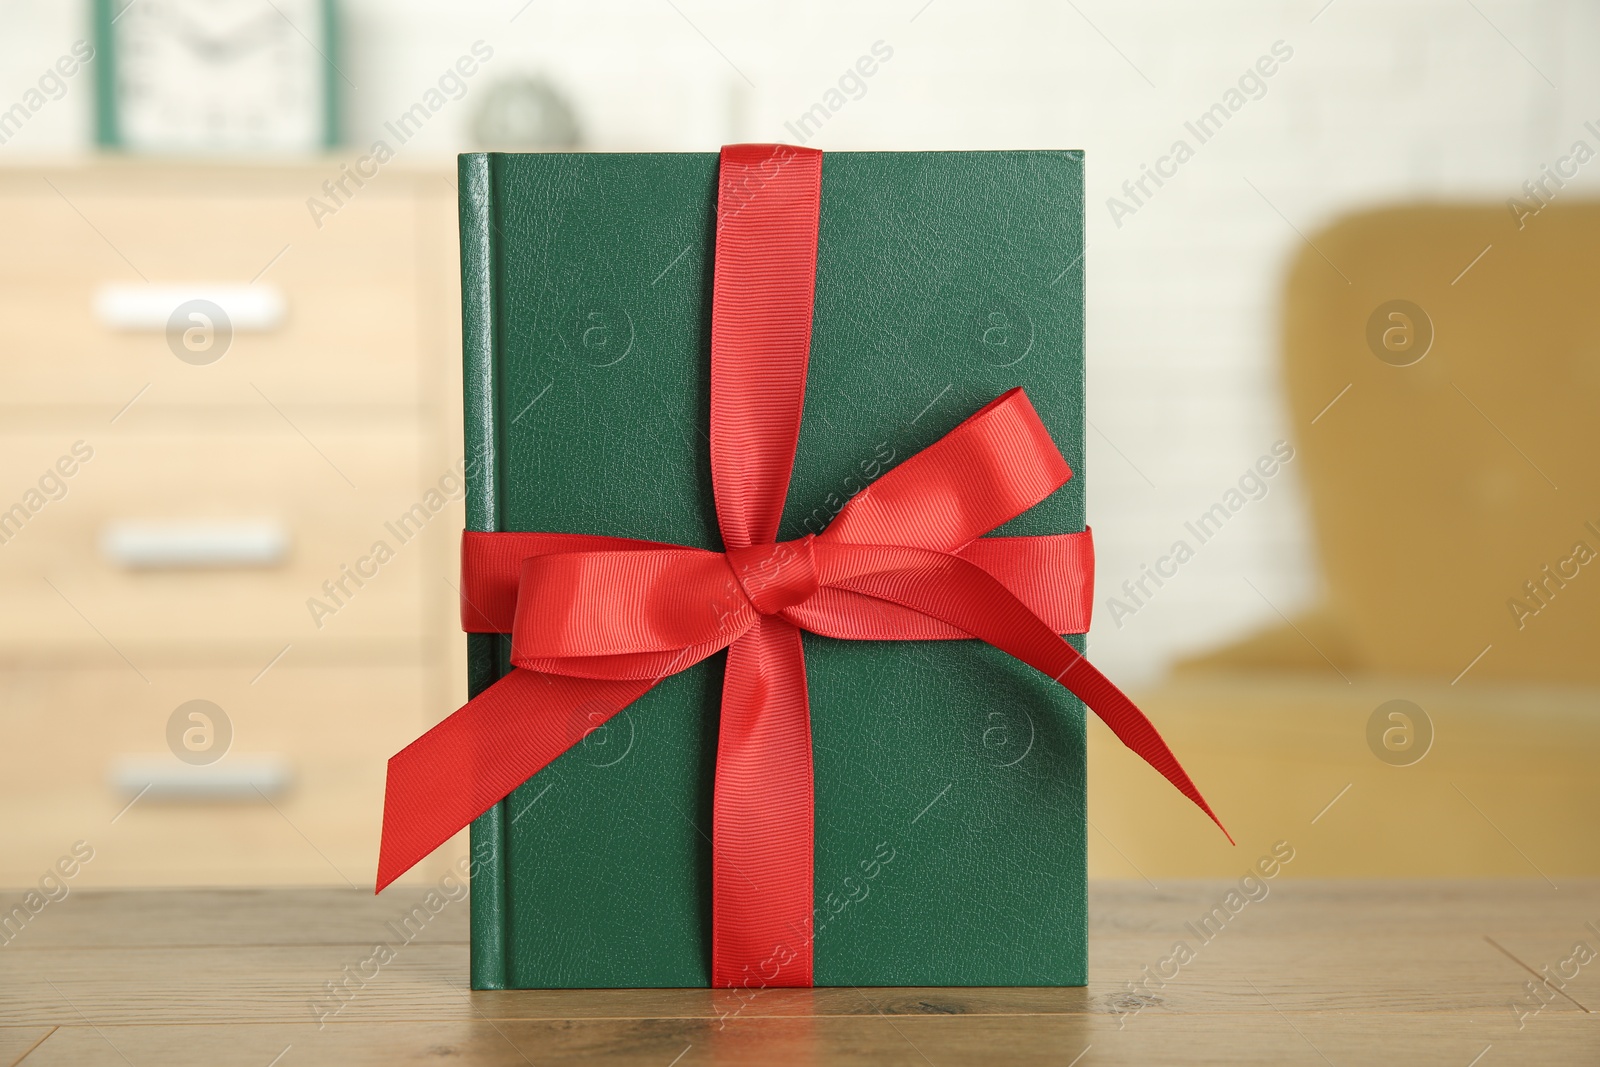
0,422,463,660
0,170,452,410
0,664,466,888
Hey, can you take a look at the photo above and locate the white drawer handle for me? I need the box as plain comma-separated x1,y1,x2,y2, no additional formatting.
100,519,289,569
94,284,286,331
111,754,293,800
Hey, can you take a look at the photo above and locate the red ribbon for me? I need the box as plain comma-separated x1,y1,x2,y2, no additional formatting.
378,143,1229,988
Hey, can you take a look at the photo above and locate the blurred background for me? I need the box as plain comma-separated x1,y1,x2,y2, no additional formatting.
0,0,1596,892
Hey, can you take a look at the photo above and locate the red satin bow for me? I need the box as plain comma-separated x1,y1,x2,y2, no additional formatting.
378,143,1228,988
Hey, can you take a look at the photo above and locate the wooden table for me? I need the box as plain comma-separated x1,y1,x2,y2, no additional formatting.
4,882,1597,1065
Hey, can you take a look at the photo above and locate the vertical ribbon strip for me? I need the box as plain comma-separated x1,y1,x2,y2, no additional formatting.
708,145,824,986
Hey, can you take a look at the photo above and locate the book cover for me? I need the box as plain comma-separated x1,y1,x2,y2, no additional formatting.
459,148,1089,988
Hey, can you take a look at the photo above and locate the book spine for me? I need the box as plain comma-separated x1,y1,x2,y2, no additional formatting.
1062,152,1089,982
460,151,509,991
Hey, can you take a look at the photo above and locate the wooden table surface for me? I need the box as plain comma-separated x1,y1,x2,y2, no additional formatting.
4,882,1597,1065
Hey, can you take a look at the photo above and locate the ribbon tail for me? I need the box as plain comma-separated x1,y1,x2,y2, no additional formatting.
713,616,816,988
829,553,1233,844
376,668,656,892
1043,643,1233,844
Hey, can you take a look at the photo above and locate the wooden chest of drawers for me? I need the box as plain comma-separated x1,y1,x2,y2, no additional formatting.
0,163,468,887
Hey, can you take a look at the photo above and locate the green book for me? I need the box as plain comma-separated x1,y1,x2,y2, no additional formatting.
460,148,1088,988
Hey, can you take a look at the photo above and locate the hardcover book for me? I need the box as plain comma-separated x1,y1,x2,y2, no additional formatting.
459,148,1089,988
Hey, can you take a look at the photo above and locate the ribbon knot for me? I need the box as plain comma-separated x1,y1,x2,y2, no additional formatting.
726,536,819,616
378,143,1229,991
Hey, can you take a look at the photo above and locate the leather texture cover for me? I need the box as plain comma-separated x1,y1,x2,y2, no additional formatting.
460,148,1088,989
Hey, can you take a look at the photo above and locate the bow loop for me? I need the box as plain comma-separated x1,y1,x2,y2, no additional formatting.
821,388,1072,552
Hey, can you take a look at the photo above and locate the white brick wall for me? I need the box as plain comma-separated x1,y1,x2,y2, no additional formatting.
4,0,1595,680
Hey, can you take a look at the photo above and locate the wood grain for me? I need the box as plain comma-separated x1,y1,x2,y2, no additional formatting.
5,1014,1598,1067
4,883,1598,1064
